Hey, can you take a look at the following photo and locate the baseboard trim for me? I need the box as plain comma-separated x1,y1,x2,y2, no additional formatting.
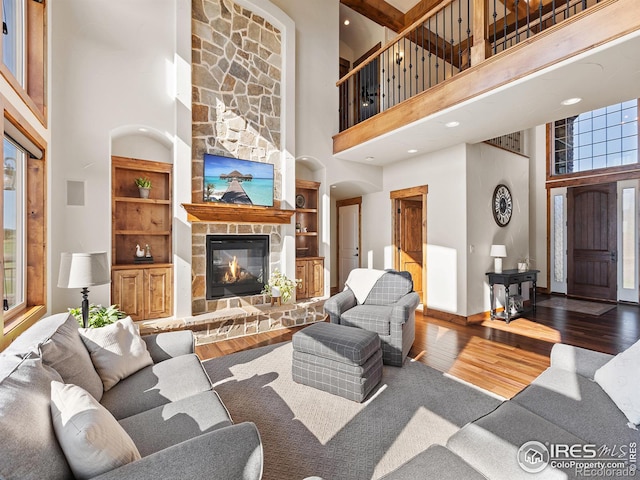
426,307,499,325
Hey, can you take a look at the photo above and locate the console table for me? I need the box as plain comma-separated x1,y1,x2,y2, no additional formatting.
486,269,539,323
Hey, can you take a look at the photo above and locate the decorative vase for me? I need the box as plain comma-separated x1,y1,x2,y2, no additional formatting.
138,187,150,199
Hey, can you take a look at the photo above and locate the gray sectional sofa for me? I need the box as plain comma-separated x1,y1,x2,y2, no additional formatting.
0,312,263,480
384,342,639,479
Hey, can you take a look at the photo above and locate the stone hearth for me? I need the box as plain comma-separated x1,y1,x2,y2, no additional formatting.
139,295,326,346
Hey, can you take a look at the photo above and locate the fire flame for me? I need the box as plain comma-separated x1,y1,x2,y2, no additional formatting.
224,256,239,283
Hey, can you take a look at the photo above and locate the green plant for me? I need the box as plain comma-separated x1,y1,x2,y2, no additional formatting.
262,268,300,304
135,177,152,188
69,304,127,328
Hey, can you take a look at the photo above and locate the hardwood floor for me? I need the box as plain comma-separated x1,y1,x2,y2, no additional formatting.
196,295,640,399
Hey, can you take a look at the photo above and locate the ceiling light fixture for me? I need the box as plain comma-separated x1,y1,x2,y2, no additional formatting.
408,149,418,154
561,97,582,106
445,121,460,128
343,19,350,26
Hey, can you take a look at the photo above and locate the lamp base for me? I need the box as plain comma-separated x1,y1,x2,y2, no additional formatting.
494,257,503,274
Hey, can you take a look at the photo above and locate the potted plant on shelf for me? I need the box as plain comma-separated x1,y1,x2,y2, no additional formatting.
135,177,152,198
69,304,127,328
262,268,301,304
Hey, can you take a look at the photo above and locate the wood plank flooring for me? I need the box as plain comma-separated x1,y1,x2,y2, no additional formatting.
196,295,640,399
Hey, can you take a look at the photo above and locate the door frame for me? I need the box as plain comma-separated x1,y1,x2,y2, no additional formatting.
336,196,362,291
391,185,428,305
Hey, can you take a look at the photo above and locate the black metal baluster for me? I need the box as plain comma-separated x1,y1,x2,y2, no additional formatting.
435,12,439,84
466,0,471,68
402,37,407,101
458,0,462,70
422,20,426,92
415,28,419,95
428,17,432,88
492,0,498,54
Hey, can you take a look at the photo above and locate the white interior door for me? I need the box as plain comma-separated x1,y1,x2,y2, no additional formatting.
338,203,360,290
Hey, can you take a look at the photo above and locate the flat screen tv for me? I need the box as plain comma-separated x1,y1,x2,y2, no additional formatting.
203,154,274,207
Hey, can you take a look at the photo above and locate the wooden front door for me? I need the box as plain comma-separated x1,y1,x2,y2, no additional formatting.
398,199,423,301
567,183,617,301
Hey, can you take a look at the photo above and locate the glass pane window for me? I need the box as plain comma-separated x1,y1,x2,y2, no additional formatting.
622,188,636,290
2,0,25,86
553,100,638,175
553,195,564,283
3,137,25,312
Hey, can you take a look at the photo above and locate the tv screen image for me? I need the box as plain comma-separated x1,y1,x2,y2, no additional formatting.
203,154,274,207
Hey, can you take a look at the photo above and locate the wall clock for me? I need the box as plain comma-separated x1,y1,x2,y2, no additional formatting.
492,184,513,227
295,194,306,208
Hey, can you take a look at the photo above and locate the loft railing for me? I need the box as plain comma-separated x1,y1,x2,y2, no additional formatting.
337,0,604,132
486,131,524,154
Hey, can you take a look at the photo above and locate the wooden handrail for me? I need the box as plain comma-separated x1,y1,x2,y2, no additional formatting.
336,0,457,87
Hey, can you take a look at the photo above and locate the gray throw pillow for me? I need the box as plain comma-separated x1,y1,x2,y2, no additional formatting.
39,313,104,400
0,353,73,480
80,317,153,391
50,381,141,479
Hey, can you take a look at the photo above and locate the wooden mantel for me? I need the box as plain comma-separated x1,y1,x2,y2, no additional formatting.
181,202,294,224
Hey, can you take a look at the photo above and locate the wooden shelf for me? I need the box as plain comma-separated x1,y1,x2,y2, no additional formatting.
115,230,172,236
112,263,173,270
181,203,295,224
115,196,171,205
296,208,317,214
296,232,317,236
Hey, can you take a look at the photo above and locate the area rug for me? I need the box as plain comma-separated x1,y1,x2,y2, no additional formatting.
536,297,616,315
203,342,502,480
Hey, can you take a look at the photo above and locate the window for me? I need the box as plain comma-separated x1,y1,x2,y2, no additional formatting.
2,0,25,86
3,136,25,314
553,100,638,175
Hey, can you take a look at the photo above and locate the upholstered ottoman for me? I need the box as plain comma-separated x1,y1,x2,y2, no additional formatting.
292,322,383,402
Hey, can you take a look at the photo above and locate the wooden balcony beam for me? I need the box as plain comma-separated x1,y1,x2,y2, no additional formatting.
404,0,450,27
340,0,406,32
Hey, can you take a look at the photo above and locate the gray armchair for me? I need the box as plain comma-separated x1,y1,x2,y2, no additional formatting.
324,270,420,366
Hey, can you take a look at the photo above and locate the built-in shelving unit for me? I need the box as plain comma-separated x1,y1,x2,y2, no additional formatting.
111,156,173,320
295,180,323,299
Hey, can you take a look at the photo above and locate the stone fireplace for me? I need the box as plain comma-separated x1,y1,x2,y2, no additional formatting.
168,0,325,345
206,234,269,299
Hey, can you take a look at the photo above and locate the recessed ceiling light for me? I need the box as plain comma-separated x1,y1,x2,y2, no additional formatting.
138,127,148,132
407,149,418,154
561,97,582,106
331,185,337,189
445,121,460,128
343,19,350,26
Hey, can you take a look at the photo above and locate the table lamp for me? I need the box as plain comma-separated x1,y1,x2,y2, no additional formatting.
58,252,110,327
490,245,507,273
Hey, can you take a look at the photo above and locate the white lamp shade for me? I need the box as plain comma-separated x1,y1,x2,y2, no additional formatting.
58,252,110,289
490,245,507,258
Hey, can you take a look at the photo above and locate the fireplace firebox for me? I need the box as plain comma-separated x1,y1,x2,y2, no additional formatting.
206,235,269,299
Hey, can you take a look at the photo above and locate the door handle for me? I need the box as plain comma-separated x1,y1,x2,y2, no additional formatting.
354,254,358,257
611,251,617,262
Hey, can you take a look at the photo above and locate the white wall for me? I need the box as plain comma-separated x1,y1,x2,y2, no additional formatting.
50,0,180,313
362,144,469,315
530,125,548,288
466,143,530,315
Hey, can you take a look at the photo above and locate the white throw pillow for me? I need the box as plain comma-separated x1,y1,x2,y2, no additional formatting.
79,316,153,391
594,338,640,426
50,381,141,479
